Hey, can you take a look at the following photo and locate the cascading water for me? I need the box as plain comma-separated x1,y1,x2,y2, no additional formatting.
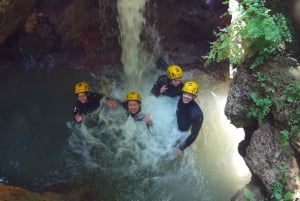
66,1,251,200
117,0,145,89
116,0,155,90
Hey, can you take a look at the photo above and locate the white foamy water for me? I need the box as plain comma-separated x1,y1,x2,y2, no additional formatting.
66,68,251,201
66,0,250,200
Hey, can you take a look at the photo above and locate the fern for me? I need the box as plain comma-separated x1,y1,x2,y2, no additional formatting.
204,0,292,68
247,92,272,124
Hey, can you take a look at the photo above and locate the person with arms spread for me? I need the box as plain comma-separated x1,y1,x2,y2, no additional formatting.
176,81,203,153
151,65,184,97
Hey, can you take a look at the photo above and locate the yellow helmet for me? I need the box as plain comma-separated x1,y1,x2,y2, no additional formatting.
182,81,200,96
126,91,141,102
167,65,184,80
74,81,90,94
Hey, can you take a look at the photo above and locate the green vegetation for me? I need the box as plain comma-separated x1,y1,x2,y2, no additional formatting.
247,70,299,145
246,70,300,145
247,92,272,124
204,0,292,68
244,187,256,201
204,0,299,145
242,166,296,201
279,82,300,145
271,166,294,201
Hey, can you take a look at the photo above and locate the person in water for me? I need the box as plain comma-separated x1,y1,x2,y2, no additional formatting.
123,91,152,126
176,81,203,153
73,81,103,123
151,65,184,97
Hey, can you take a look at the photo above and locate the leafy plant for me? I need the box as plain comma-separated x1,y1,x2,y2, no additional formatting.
244,187,256,201
247,92,272,124
280,82,300,138
249,69,300,142
281,83,300,105
204,0,299,145
289,106,300,135
271,166,294,201
272,182,294,201
279,130,290,147
204,0,292,68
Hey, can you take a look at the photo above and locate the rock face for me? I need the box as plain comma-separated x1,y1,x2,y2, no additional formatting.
225,67,258,128
226,57,300,200
0,0,37,43
0,0,229,76
245,122,295,191
0,182,105,201
0,0,121,69
0,183,64,201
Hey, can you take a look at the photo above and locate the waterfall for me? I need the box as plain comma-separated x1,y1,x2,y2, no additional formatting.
117,0,153,90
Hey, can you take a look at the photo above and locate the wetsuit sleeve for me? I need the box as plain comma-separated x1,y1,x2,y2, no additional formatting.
164,82,183,97
121,101,128,110
73,104,83,123
151,75,168,97
179,113,203,151
133,112,146,121
91,93,103,103
73,102,82,115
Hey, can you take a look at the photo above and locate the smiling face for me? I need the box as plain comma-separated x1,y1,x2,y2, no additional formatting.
127,100,141,114
77,92,88,104
182,92,194,104
170,78,182,87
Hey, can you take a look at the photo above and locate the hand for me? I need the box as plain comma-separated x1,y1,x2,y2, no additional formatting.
160,85,168,94
75,113,83,123
177,147,183,155
145,114,152,126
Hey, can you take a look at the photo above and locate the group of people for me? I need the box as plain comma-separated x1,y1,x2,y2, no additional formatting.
72,65,203,154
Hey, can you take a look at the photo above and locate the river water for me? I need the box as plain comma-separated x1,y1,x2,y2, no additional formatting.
0,1,250,200
0,65,250,201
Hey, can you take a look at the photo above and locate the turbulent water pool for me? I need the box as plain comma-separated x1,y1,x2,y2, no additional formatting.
0,66,250,201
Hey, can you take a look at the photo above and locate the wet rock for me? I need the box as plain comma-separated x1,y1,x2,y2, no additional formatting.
290,134,300,155
226,56,300,200
0,0,37,43
231,175,268,201
225,67,258,128
0,182,104,201
0,183,64,201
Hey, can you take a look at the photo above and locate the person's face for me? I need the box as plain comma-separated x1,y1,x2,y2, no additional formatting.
182,92,194,104
77,92,88,103
128,100,140,114
170,78,182,87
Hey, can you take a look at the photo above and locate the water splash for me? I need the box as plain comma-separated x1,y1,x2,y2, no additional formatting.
66,1,250,200
65,66,251,200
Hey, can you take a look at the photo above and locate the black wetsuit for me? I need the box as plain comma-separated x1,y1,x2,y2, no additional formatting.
73,92,103,119
176,98,203,151
151,75,183,97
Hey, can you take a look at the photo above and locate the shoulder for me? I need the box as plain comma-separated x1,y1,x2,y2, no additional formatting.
89,92,103,99
74,101,83,108
156,75,169,82
191,102,203,117
120,101,129,111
